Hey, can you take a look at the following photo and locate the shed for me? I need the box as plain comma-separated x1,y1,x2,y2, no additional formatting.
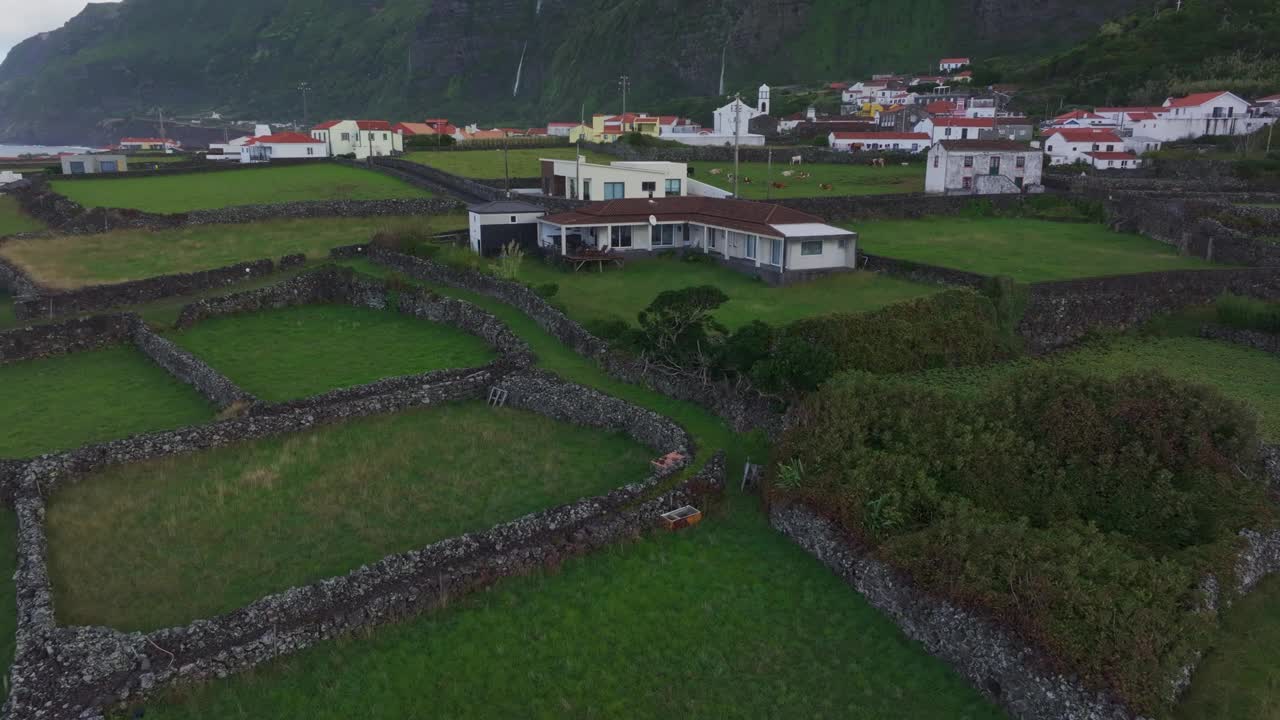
468,200,547,256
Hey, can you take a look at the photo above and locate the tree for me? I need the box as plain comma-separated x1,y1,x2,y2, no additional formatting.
635,285,729,372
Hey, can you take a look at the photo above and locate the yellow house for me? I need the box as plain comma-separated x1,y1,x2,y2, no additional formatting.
569,113,663,143
858,102,885,119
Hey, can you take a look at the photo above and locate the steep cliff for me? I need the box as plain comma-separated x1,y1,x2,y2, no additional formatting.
0,0,1142,143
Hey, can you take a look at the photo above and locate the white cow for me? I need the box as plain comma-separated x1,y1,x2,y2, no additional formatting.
790,155,803,165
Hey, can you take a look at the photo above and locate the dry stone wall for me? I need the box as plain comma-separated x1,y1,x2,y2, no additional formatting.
1200,324,1280,357
0,314,134,363
129,318,255,410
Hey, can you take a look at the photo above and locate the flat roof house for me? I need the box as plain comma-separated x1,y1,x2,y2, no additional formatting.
61,154,128,175
467,200,547,257
540,157,689,201
536,197,857,285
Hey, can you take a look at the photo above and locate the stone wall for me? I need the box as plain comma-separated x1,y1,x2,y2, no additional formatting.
48,157,324,182
3,367,724,719
861,252,989,288
130,318,256,410
1104,195,1280,267
11,259,277,322
588,142,918,166
340,244,784,436
1018,268,1280,353
770,501,1137,720
0,256,40,297
0,314,134,364
1200,324,1280,357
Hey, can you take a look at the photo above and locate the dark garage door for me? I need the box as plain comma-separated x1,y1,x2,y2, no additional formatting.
479,222,538,258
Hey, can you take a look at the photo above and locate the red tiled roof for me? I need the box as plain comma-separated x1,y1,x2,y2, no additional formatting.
1053,110,1104,121
1260,94,1280,103
539,197,840,240
312,121,342,130
1047,129,1124,143
831,132,930,141
1165,91,1231,108
925,101,957,115
658,115,679,125
356,120,393,131
829,82,849,90
526,128,548,135
1125,112,1158,122
1087,152,1138,161
245,132,323,145
940,57,970,64
120,137,174,144
930,118,995,128
395,122,436,135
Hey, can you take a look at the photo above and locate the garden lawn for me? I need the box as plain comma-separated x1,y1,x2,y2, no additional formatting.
688,160,924,198
0,215,465,288
0,346,214,458
169,304,495,402
852,217,1217,281
404,147,614,178
48,402,657,631
49,164,432,214
907,336,1280,441
1176,575,1280,720
0,195,43,236
512,254,937,329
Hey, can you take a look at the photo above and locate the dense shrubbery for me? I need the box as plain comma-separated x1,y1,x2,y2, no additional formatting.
771,368,1271,713
1216,293,1280,333
405,133,457,150
962,195,1107,223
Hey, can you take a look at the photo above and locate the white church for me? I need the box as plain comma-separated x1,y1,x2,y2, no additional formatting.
660,84,770,147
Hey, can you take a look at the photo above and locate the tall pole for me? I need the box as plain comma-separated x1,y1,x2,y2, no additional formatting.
298,82,311,127
767,149,773,201
575,102,584,201
503,131,511,197
1268,120,1274,155
733,94,741,199
619,75,631,117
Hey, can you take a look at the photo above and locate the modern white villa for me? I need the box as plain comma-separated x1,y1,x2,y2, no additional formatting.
539,158,689,200
535,197,857,284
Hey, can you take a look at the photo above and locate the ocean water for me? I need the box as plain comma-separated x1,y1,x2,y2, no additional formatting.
0,144,94,158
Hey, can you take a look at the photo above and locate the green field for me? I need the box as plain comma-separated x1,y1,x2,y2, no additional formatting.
0,195,44,236
170,304,496,401
48,402,656,631
0,215,464,288
1177,576,1280,720
506,253,937,329
405,147,614,178
689,160,925,198
125,261,1000,719
50,164,432,214
908,336,1280,441
0,346,213,458
852,217,1217,281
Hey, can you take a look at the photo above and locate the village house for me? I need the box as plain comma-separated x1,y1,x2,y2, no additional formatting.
208,124,272,161
118,137,180,152
540,158,689,201
1042,128,1129,166
1044,109,1113,129
310,120,403,158
547,122,582,137
239,132,329,164
828,132,930,153
60,154,128,175
534,197,858,284
939,57,970,72
926,140,1044,195
915,117,995,142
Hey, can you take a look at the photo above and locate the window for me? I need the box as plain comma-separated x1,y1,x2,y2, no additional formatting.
801,240,823,256
641,181,656,193
1015,156,1025,168
933,155,940,168
944,127,953,137
963,156,974,167
583,179,592,201
665,179,681,194
654,224,679,246
960,128,969,139
708,229,719,249
610,225,632,248
69,161,86,174
988,156,1001,175
99,160,118,173
604,182,625,200
1106,144,1114,151
745,235,757,260
962,177,972,189
341,132,350,141
1047,144,1054,152
769,238,782,266
510,216,517,223
384,133,390,140
306,147,314,156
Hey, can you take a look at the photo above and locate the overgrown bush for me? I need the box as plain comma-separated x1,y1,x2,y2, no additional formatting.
1216,292,1280,333
770,368,1270,714
494,241,525,280
534,282,559,299
785,289,1010,376
370,219,435,254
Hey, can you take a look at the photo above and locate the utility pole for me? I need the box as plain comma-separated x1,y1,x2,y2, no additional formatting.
766,149,773,201
575,102,584,201
503,131,511,197
732,93,742,199
1267,120,1274,155
298,82,311,127
619,75,631,116
158,108,166,142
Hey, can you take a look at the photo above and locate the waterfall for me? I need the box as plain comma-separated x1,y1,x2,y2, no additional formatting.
513,41,528,97
535,0,542,15
718,42,728,96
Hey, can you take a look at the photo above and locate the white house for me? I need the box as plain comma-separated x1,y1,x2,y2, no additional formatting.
1083,151,1142,170
713,85,770,139
915,117,995,142
546,122,581,137
829,132,930,153
535,197,858,283
60,155,128,175
926,140,1044,195
310,120,403,159
539,157,689,201
1150,91,1275,140
209,124,273,162
239,132,329,164
939,57,970,72
1042,129,1127,165
1045,110,1114,129
0,170,22,186
467,200,546,256
119,137,180,152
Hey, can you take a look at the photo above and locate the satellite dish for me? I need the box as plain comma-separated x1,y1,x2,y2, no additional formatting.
649,214,658,226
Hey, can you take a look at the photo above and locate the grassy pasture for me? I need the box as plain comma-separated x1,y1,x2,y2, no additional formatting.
50,164,432,214
688,160,925,198
169,304,496,401
0,215,465,289
405,147,614,178
852,217,1218,281
0,346,213,458
0,195,44,237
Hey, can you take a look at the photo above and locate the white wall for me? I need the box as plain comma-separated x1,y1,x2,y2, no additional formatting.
786,236,855,270
547,159,686,199
927,146,1043,194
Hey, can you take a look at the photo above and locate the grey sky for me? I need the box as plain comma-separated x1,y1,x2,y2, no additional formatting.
0,1,121,63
